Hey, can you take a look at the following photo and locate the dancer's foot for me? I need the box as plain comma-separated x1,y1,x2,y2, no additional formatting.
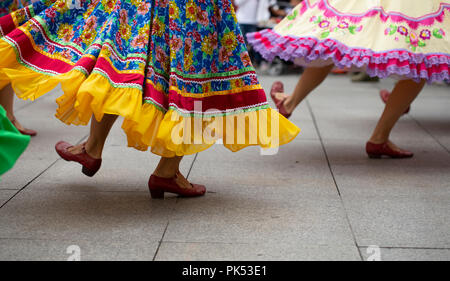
148,171,206,199
55,141,102,177
380,89,410,114
67,142,88,155
10,118,37,137
270,81,292,119
276,99,293,119
366,140,414,159
331,68,348,75
270,81,288,104
152,170,193,190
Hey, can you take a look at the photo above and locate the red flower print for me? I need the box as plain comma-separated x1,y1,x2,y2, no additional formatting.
84,16,97,30
74,37,83,46
240,52,252,67
169,20,180,31
137,2,150,15
185,38,192,54
159,0,168,8
171,36,183,51
131,34,147,49
45,8,56,19
224,0,231,13
155,46,167,65
219,47,231,63
45,43,55,54
119,9,128,24
237,34,245,44
193,30,202,43
115,32,123,50
197,10,209,26
211,61,218,73
214,7,222,22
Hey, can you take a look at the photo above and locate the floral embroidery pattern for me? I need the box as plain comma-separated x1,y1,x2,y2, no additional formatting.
0,0,26,17
385,24,445,51
310,16,363,38
1,0,261,108
248,0,450,87
282,8,301,30
0,0,46,36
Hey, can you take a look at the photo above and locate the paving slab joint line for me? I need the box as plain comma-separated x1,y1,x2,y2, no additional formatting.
147,152,204,260
358,246,450,250
0,160,59,209
0,134,90,209
153,221,170,261
160,241,252,245
151,153,199,260
306,99,364,261
186,153,199,180
408,115,450,154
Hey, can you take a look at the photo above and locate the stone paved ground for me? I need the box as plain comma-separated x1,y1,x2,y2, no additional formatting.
0,74,449,261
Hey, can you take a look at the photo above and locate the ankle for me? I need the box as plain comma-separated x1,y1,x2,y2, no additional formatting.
283,97,295,113
153,170,177,179
84,142,103,159
7,113,15,122
369,135,388,144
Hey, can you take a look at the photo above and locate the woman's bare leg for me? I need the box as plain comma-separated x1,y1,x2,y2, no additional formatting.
275,65,334,114
0,84,30,131
68,114,118,159
64,114,192,188
0,85,14,120
369,79,426,149
65,114,192,188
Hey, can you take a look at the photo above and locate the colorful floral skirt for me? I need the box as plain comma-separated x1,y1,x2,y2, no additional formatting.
248,0,450,83
0,1,39,17
0,0,300,157
0,105,30,177
0,0,21,17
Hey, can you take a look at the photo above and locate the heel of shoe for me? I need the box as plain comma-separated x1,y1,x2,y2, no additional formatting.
149,188,164,199
367,153,382,159
82,166,97,177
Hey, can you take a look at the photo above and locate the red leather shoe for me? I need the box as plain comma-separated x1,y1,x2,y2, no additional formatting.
55,141,102,177
270,81,291,119
331,68,348,74
270,81,284,104
276,101,292,119
11,118,37,137
148,172,206,199
366,141,414,159
380,89,410,114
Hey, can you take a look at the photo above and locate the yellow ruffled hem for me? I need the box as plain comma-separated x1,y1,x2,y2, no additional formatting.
56,73,143,126
123,106,300,157
0,39,300,157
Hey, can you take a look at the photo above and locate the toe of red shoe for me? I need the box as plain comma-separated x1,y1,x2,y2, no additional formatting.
55,141,74,160
192,184,207,195
270,82,284,98
19,129,37,137
401,151,414,158
55,141,71,151
379,89,390,103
